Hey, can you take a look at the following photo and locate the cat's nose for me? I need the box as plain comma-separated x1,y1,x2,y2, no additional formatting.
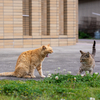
81,59,85,62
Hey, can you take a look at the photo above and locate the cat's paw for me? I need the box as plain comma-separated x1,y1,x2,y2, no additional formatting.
41,75,46,78
31,75,36,78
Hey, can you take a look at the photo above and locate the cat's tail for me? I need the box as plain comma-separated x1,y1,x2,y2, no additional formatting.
0,72,15,77
92,40,96,57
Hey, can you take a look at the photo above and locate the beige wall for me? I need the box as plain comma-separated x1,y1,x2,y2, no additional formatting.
0,0,78,48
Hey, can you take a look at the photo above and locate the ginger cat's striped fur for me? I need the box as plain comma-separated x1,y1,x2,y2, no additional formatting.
0,44,53,78
78,41,96,75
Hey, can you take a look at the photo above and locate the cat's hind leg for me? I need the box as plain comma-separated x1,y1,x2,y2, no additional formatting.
14,64,29,78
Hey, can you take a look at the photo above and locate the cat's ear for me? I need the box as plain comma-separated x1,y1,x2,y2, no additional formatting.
80,50,84,54
42,45,46,50
47,44,50,46
87,52,90,57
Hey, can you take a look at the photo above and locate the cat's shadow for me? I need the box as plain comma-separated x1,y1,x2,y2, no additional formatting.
0,76,44,81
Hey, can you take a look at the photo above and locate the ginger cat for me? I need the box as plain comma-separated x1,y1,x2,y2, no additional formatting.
78,41,96,75
0,44,53,78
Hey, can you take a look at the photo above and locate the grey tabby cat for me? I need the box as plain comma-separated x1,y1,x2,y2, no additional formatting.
78,41,96,75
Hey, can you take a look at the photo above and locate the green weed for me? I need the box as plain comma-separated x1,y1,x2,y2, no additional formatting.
0,72,100,100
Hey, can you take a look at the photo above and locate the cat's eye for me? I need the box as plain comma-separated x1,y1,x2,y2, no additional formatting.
50,50,53,52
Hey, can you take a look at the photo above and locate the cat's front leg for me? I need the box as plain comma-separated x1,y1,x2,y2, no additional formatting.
31,69,36,78
78,67,83,75
89,68,93,75
36,64,46,78
30,65,36,78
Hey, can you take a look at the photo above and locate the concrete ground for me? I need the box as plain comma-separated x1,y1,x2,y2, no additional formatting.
0,39,100,80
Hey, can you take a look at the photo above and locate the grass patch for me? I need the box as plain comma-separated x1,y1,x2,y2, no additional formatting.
79,31,92,39
0,73,100,100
